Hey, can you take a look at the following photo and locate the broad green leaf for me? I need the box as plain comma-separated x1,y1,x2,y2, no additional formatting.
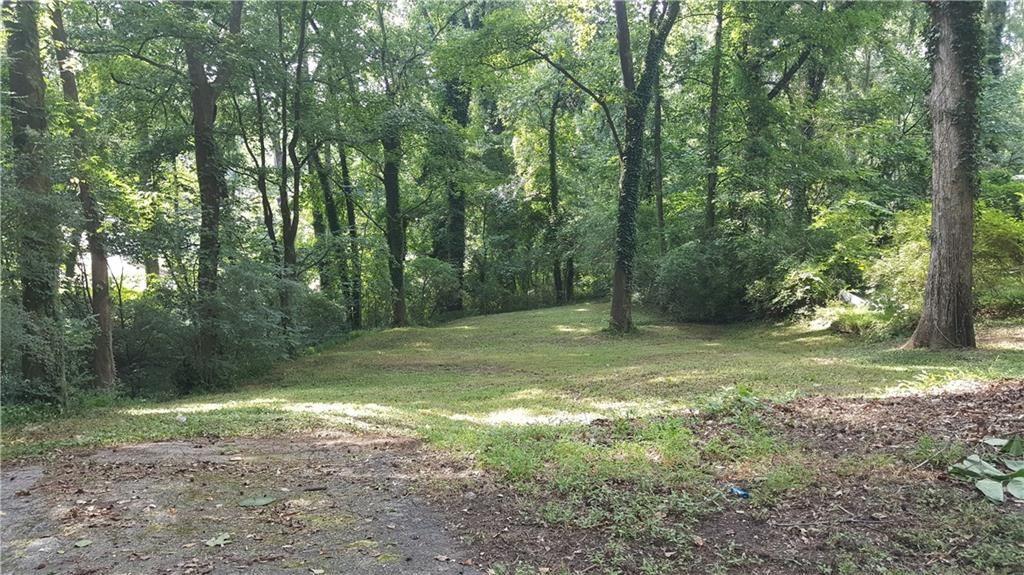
983,437,1009,447
950,454,1003,479
204,532,232,547
239,495,277,507
975,479,1005,503
1007,477,1024,500
1003,459,1024,472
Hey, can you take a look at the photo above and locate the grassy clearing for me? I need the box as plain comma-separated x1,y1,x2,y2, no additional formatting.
5,302,1021,460
3,303,1022,573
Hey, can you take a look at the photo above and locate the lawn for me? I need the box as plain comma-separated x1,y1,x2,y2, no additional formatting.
4,303,1023,573
4,302,1021,460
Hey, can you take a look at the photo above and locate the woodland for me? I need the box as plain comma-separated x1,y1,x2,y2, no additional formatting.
2,1,1024,574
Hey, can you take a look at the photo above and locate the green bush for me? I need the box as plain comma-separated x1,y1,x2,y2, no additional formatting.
653,236,784,322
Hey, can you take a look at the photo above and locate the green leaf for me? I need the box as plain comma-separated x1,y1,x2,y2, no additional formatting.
950,454,1004,479
1007,477,1024,500
73,539,93,548
983,437,1008,447
1001,436,1024,457
1003,459,1024,472
204,532,232,547
239,495,277,507
975,479,1005,503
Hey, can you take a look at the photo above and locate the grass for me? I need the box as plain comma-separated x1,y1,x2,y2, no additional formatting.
3,302,1023,572
5,302,1021,460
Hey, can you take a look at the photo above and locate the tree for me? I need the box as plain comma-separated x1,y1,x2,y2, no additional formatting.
182,0,243,384
906,1,984,349
5,0,67,404
609,0,681,332
51,3,115,387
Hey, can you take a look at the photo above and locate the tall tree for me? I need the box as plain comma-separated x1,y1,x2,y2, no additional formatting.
6,0,67,403
609,0,681,332
906,1,984,349
337,146,362,329
51,3,115,387
547,90,565,302
704,0,725,233
182,0,243,384
985,0,1007,78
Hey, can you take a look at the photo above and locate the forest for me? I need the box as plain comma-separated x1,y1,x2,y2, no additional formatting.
2,1,1024,574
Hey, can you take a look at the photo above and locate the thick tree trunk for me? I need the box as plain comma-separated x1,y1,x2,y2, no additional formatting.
548,92,564,303
564,257,575,303
705,0,724,233
609,0,680,332
52,5,115,388
6,0,67,404
338,146,362,329
906,1,982,350
382,132,408,327
439,69,470,311
182,0,241,387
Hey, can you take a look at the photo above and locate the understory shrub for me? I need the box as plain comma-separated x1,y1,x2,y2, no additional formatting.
653,235,785,322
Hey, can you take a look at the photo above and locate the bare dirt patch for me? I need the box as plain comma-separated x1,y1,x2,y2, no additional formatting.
2,434,485,575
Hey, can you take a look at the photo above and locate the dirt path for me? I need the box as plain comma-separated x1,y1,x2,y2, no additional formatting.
1,434,484,575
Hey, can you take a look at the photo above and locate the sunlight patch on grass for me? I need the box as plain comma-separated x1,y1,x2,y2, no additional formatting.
448,407,604,426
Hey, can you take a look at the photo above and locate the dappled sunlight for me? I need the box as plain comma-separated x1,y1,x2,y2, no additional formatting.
573,307,591,313
448,407,603,426
125,398,288,415
555,324,595,334
872,377,988,398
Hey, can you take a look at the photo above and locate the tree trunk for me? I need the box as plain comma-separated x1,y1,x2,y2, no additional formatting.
609,0,680,332
312,147,348,299
906,1,982,350
704,0,724,233
382,132,407,327
793,59,826,227
52,4,115,388
986,0,1007,77
652,67,666,256
564,257,575,303
182,0,242,387
338,146,362,329
6,0,67,404
548,91,564,303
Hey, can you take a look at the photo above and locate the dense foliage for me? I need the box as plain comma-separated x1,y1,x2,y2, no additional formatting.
2,0,1022,404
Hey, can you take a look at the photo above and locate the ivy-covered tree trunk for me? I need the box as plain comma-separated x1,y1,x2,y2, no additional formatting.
7,0,67,404
704,0,724,233
609,0,680,332
338,146,362,329
438,60,471,312
985,0,1006,78
793,59,826,227
382,131,408,327
52,4,115,388
183,1,242,386
652,69,666,256
906,0,983,350
548,91,564,303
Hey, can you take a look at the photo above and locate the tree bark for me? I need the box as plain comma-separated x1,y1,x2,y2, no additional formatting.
704,0,724,233
548,91,564,303
382,131,408,327
182,0,242,386
906,1,982,350
312,146,348,298
985,0,1006,78
6,0,67,404
338,146,362,329
51,4,115,388
793,58,826,227
609,0,680,332
652,66,666,256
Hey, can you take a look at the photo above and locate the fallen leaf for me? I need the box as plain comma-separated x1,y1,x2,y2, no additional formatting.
204,533,232,547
